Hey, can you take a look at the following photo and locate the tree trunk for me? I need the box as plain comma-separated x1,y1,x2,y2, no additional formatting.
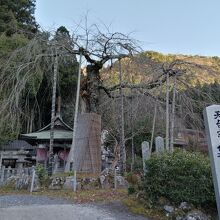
86,64,102,113
170,74,177,152
26,115,30,133
29,109,34,133
165,70,170,151
131,88,134,172
150,102,157,153
48,52,58,175
119,59,126,173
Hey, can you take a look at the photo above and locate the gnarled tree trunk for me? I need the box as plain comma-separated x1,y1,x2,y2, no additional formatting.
85,64,102,113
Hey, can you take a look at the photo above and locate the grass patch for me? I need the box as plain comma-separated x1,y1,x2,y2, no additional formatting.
33,189,127,203
123,196,167,220
0,186,28,195
0,187,127,203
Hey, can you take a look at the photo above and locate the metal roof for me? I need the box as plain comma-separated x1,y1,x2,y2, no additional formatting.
21,130,73,140
37,115,73,132
20,114,73,141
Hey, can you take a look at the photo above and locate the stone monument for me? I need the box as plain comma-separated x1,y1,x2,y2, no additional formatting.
155,136,165,154
141,141,150,172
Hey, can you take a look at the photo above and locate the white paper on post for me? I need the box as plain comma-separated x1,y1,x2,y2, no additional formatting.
204,105,220,217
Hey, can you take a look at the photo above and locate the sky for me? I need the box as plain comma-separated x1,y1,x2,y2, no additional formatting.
35,0,220,56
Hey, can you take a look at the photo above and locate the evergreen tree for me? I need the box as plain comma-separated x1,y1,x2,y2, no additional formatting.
34,26,78,128
0,0,38,36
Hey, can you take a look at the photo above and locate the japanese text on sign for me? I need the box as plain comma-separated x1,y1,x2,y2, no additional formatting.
214,110,220,157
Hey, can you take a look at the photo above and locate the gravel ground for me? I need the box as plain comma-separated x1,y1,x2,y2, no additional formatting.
0,195,149,220
0,195,71,208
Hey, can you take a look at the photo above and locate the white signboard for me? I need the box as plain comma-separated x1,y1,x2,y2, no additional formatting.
204,105,220,217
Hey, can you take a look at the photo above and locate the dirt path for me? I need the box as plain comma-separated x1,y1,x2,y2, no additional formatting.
0,195,149,220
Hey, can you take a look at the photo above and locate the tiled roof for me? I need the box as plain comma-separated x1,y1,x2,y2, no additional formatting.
0,140,34,150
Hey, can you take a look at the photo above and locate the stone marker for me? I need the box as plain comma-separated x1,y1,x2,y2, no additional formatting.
6,166,11,179
155,136,165,153
141,141,150,172
203,105,220,218
1,166,5,183
0,153,2,170
63,176,74,190
30,168,35,193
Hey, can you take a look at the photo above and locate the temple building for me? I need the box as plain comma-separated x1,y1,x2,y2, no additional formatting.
20,114,73,172
0,140,35,169
1,102,102,174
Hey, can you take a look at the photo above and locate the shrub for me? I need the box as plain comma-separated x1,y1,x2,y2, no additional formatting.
126,172,141,185
126,156,144,173
128,185,136,195
143,149,215,207
133,156,144,173
126,172,142,195
35,164,48,186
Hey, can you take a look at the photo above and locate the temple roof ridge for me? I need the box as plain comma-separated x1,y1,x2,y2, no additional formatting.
37,114,73,132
